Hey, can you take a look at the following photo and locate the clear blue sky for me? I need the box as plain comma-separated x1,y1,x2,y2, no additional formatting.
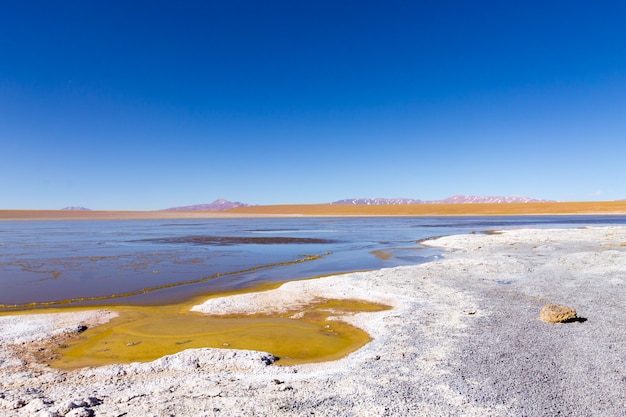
1,1,625,210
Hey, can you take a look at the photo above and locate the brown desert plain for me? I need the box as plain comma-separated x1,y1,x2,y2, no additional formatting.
2,200,626,219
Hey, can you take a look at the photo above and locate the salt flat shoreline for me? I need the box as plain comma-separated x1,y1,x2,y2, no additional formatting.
1,226,626,416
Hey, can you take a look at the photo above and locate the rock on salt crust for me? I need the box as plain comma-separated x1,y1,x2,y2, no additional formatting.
1,226,625,416
540,303,578,323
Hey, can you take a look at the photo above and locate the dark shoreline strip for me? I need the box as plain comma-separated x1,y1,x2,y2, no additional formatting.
132,236,336,245
0,253,328,311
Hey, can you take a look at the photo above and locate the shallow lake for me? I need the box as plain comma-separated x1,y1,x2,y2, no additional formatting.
2,215,626,310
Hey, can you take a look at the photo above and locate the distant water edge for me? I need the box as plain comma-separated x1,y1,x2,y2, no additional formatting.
1,215,626,310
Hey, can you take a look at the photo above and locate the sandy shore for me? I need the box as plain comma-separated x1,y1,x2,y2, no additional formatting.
2,200,626,220
1,226,625,416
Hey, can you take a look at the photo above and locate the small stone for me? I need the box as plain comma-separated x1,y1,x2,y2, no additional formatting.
0,398,26,409
205,387,222,397
54,400,77,415
66,407,94,417
540,303,577,323
22,398,47,413
34,410,60,417
85,397,101,407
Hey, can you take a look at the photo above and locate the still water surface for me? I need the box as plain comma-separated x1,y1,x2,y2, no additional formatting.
2,215,626,310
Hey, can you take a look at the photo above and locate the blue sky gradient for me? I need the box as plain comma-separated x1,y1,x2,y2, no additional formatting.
1,1,625,209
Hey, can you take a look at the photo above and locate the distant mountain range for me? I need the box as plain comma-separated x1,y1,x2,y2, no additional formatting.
163,199,249,211
60,206,91,211
331,195,553,205
332,198,424,205
162,195,552,211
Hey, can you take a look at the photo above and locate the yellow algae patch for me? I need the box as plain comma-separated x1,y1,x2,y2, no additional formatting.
370,247,423,261
49,298,390,369
371,249,393,260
